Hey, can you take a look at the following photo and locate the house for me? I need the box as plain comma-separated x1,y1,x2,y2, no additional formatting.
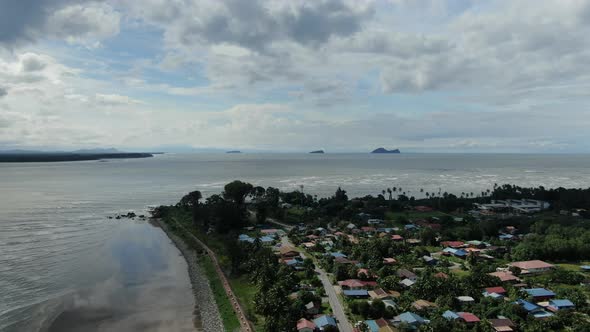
441,241,465,248
484,286,507,297
343,289,370,298
515,299,554,319
524,288,555,302
458,312,480,324
499,234,515,241
260,236,275,244
397,269,417,281
422,255,437,266
467,240,487,249
456,296,475,304
338,279,377,290
383,299,397,309
547,299,575,312
442,310,460,320
489,271,521,283
404,224,418,231
391,234,404,241
383,257,397,265
443,247,468,258
412,299,437,311
368,218,384,225
361,226,376,233
238,234,255,243
297,318,317,332
378,326,397,332
393,312,428,327
330,252,347,258
305,301,319,315
279,245,300,258
508,260,554,274
261,228,280,236
489,318,516,332
364,319,381,332
399,278,416,288
313,315,337,330
347,223,357,230
368,288,390,300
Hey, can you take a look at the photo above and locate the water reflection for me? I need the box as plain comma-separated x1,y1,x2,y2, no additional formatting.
4,221,195,332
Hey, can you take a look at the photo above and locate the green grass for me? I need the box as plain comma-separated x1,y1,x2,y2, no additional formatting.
556,262,590,272
198,254,241,332
450,269,470,277
228,275,265,331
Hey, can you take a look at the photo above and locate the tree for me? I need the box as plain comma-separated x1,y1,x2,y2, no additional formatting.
223,180,254,205
179,190,202,208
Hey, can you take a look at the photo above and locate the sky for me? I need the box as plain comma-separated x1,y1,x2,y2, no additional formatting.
0,0,589,153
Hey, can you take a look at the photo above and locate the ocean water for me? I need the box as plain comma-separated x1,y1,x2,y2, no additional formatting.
1,153,590,330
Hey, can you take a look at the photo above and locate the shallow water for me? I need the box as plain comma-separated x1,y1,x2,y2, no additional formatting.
1,152,590,330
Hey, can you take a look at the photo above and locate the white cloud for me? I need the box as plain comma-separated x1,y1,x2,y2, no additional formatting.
46,3,121,47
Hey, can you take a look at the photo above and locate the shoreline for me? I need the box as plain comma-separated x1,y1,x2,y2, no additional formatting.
151,219,224,332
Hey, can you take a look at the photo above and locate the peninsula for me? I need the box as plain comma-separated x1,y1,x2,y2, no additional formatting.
0,151,154,163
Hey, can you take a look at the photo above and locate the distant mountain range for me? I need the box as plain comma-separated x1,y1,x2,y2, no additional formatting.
371,147,401,154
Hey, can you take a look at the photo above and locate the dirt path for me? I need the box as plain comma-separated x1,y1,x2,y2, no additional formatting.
171,221,254,332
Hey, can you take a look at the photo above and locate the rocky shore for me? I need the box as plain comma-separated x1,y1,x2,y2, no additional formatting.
152,219,224,332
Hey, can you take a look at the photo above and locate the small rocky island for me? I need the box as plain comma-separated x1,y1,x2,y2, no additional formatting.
226,150,242,154
371,147,400,154
309,150,324,154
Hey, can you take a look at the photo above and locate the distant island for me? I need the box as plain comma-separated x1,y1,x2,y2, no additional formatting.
0,149,154,162
226,150,242,154
371,147,400,154
309,150,324,154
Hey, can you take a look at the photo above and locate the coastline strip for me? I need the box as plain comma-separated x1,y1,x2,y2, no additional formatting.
153,219,224,332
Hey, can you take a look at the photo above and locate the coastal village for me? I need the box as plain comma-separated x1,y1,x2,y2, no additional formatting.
238,197,590,331
157,182,590,332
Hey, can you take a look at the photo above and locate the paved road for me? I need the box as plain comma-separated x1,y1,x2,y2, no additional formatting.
315,266,353,332
274,223,353,332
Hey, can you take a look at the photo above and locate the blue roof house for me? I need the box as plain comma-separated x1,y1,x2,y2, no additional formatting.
549,299,575,311
442,310,460,320
394,312,428,327
524,288,556,301
365,320,380,332
313,315,337,330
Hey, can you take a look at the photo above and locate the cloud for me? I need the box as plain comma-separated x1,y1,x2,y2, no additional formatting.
95,93,144,106
0,0,120,47
125,0,372,52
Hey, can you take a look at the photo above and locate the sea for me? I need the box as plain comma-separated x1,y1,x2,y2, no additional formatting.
1,153,590,331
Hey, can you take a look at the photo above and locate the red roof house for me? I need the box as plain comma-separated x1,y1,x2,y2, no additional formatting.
297,318,317,332
458,312,481,324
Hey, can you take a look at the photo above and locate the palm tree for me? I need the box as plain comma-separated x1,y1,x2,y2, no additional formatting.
382,190,386,197
387,188,393,200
